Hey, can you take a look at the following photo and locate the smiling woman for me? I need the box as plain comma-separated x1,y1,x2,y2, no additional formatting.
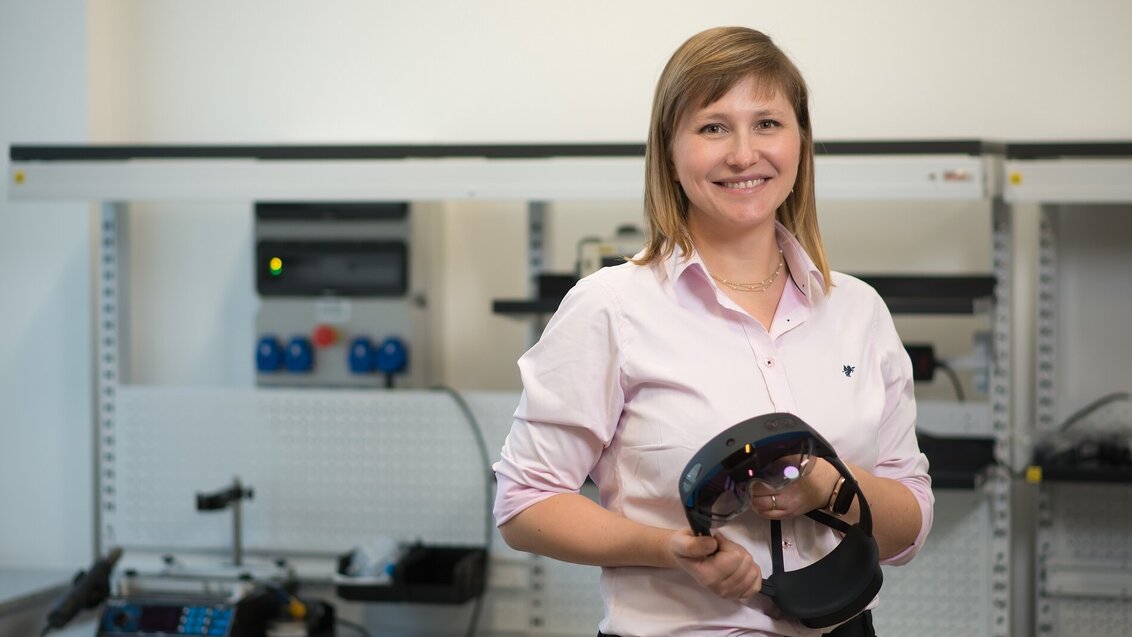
493,26,932,637
673,79,801,240
672,77,801,324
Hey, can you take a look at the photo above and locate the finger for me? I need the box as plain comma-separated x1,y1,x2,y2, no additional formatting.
724,565,761,599
748,484,774,498
750,494,778,517
711,545,761,599
741,567,764,599
713,531,741,549
670,528,719,559
709,534,748,576
714,555,752,595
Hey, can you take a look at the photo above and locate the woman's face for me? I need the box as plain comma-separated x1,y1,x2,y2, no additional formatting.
670,75,801,239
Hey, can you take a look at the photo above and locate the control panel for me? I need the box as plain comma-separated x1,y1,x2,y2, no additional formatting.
98,598,239,637
254,202,429,388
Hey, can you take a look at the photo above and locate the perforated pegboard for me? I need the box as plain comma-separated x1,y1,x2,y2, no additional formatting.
873,489,996,637
1034,204,1132,637
462,390,524,469
106,387,492,553
529,555,603,635
1038,597,1132,637
1044,483,1132,564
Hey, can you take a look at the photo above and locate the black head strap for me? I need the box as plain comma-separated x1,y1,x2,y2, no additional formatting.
761,455,881,628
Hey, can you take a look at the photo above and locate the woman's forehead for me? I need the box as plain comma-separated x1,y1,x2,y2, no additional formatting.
676,77,792,124
697,73,786,109
676,73,790,121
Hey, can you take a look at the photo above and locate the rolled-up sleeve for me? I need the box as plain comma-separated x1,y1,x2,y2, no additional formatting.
492,279,625,526
872,296,934,565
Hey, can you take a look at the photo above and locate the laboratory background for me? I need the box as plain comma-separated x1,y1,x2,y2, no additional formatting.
3,1,1132,636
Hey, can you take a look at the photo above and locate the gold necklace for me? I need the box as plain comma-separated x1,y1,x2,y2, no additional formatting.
708,249,785,292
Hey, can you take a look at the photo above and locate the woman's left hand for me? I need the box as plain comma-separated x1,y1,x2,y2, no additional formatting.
749,457,839,520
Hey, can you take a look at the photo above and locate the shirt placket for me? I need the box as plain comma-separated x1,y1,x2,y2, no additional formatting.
744,324,797,414
742,320,805,570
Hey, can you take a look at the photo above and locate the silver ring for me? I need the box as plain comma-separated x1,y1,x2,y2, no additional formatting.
770,494,777,510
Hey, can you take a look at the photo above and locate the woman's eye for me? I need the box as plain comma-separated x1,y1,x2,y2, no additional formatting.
699,124,726,134
757,120,781,130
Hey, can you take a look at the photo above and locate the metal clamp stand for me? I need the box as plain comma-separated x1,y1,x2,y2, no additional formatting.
196,477,255,566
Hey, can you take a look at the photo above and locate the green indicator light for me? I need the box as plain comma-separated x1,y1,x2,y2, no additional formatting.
269,257,283,276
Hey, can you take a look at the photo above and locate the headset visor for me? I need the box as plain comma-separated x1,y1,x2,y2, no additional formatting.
684,431,815,524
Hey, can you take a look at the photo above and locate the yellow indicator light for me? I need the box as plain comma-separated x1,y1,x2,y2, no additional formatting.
287,596,307,619
1009,172,1023,186
744,443,751,454
269,257,283,276
13,170,26,185
1025,465,1042,484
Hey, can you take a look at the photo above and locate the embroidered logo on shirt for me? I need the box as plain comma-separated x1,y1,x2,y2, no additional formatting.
842,365,856,377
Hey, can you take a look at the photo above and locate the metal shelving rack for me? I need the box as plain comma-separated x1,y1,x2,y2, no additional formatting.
10,141,1011,636
1005,142,1132,637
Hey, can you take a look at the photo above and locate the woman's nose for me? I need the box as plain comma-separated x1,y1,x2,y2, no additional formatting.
725,132,759,169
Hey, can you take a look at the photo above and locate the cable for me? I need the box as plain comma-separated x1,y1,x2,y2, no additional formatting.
933,359,966,403
434,386,495,637
1055,391,1131,434
336,617,374,637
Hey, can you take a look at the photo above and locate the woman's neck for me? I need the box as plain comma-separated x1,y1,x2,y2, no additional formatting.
690,221,781,283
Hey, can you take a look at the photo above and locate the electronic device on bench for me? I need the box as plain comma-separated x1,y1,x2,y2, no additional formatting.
97,597,241,637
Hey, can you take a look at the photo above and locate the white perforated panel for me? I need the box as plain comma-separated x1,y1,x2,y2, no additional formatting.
1042,597,1132,637
108,387,492,553
463,390,523,466
1046,483,1132,563
873,490,995,637
1034,203,1132,636
529,555,603,635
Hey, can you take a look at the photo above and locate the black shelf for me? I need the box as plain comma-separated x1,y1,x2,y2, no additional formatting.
854,275,995,315
919,433,997,490
492,299,563,315
492,273,577,317
336,545,487,604
1005,141,1132,160
1033,466,1132,484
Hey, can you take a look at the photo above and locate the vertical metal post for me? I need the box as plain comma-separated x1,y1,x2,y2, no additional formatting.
528,201,548,345
232,480,244,567
1034,206,1059,447
1033,205,1059,637
988,195,1013,637
96,202,128,554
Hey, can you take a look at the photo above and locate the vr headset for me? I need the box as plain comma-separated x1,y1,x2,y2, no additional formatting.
678,412,882,629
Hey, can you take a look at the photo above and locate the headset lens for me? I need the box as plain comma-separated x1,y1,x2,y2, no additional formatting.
691,471,751,522
688,433,815,525
747,434,814,490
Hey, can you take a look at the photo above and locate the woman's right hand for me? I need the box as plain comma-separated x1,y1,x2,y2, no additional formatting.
669,528,763,600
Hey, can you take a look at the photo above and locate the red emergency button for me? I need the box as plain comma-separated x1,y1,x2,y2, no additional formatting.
312,324,339,348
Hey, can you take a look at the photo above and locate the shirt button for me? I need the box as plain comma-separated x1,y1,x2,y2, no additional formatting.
782,539,793,550
764,358,775,368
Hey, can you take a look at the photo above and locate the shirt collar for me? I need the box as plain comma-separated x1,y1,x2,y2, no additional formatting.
663,221,826,302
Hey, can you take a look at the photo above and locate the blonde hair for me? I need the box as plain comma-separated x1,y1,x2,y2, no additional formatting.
634,26,831,291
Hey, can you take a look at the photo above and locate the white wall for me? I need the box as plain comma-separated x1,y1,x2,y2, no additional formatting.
82,0,1132,392
88,0,1132,143
0,0,92,568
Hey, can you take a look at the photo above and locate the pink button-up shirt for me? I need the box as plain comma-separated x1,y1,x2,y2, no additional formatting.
494,223,933,637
